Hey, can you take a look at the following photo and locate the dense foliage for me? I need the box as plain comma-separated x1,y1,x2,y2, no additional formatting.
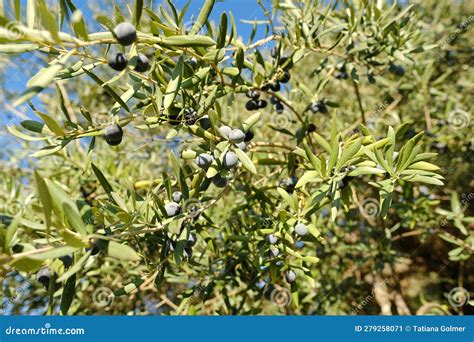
0,0,472,315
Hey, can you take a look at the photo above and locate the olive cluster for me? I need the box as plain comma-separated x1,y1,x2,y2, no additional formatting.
104,23,151,146
107,23,150,73
168,231,197,258
308,99,328,114
245,89,267,111
194,124,254,188
264,221,309,284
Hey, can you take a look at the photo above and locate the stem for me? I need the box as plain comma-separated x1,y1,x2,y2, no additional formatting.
352,78,366,124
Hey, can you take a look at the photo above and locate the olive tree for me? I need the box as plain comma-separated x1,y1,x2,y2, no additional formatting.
0,0,472,315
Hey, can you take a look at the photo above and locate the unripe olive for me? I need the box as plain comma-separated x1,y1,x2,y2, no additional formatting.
235,142,247,151
108,53,128,71
134,53,150,72
184,246,193,258
59,255,73,268
187,233,197,247
278,71,291,83
244,130,254,142
199,115,211,130
183,108,197,126
222,151,238,169
257,99,268,109
104,123,123,146
285,270,296,283
195,153,214,169
212,174,228,188
172,191,183,203
294,240,304,249
270,81,281,92
309,102,320,113
294,223,308,236
246,89,260,100
335,71,349,79
388,63,405,76
245,100,259,111
275,102,284,114
307,123,317,133
36,267,51,289
165,202,181,217
266,234,278,244
318,102,328,113
228,129,245,143
218,125,232,139
113,22,137,46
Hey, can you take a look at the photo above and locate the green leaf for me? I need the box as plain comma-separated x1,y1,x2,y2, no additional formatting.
189,0,215,35
35,111,65,136
216,12,227,48
336,138,362,171
4,215,21,250
313,133,331,153
242,112,261,131
408,161,440,171
0,43,38,53
26,0,35,28
34,171,52,234
348,166,386,176
405,175,444,186
60,274,76,315
295,171,320,188
181,67,211,88
27,246,79,260
57,252,90,282
277,187,298,212
10,258,43,272
163,57,183,111
20,120,44,133
235,148,257,175
71,10,89,40
108,241,140,261
303,142,321,173
133,0,144,27
62,202,88,236
83,69,130,112
91,163,114,195
160,35,216,47
379,182,394,218
14,51,73,106
38,0,60,42
396,132,423,172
